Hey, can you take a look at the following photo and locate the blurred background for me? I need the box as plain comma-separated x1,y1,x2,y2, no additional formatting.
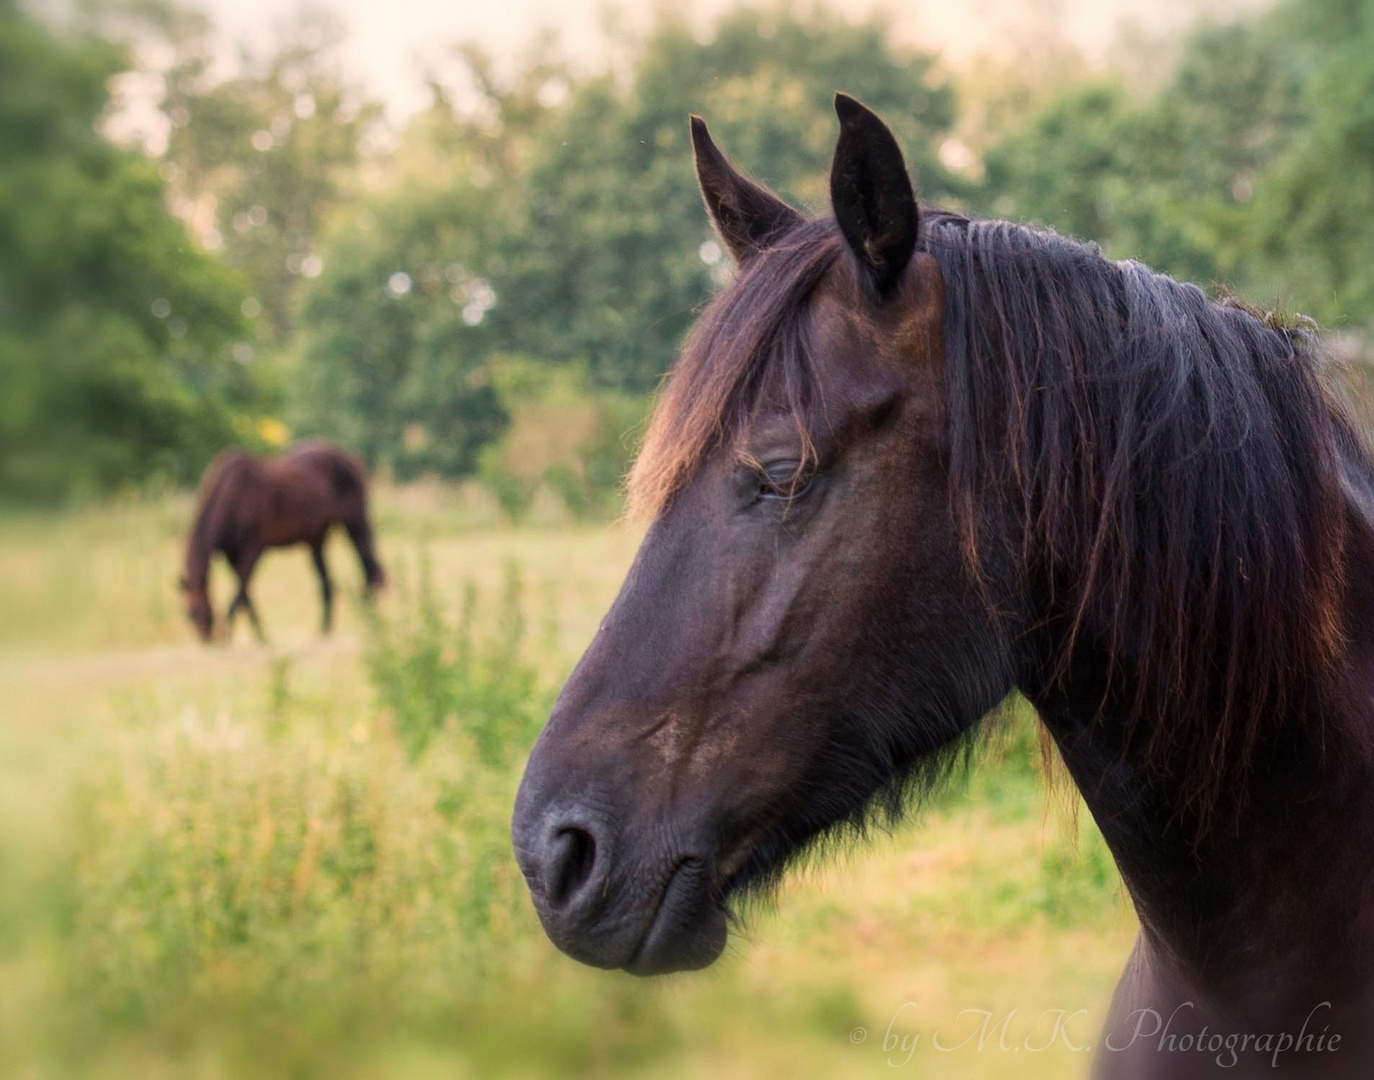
1,0,1370,1075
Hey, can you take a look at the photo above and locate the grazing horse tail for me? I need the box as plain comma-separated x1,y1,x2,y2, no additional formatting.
349,514,386,590
325,452,367,501
338,456,385,587
346,475,386,589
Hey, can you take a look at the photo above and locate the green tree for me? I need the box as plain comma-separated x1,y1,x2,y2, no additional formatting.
977,5,1374,331
1249,0,1374,325
295,7,957,481
292,78,539,478
983,20,1307,290
497,7,957,392
981,82,1131,245
0,0,254,500
149,7,383,346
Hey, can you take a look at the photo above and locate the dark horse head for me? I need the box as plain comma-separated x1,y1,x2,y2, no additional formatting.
512,95,1358,981
178,572,215,642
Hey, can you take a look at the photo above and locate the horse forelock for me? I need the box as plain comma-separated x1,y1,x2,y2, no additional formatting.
627,220,843,522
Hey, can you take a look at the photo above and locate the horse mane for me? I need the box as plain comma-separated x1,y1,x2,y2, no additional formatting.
628,219,842,520
183,449,253,587
629,209,1367,826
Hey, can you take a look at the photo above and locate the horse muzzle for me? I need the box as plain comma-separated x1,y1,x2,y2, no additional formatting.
511,776,729,976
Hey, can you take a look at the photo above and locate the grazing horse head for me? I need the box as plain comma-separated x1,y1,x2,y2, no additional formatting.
179,573,214,642
512,95,1018,974
512,91,1368,1063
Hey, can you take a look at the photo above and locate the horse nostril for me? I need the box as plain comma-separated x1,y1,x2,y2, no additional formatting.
547,825,598,909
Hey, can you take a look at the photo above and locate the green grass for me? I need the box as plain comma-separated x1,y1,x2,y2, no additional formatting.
0,488,1138,1078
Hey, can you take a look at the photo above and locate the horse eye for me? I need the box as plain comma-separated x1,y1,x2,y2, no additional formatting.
756,460,813,501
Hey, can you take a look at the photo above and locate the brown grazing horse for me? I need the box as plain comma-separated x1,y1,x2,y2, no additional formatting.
512,96,1374,1077
180,440,385,642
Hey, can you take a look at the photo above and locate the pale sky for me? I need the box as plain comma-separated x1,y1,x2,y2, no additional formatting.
186,0,1267,120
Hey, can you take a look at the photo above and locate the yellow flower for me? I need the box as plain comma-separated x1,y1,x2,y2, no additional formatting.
256,416,292,447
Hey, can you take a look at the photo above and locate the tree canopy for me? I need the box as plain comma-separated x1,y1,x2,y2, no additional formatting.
6,0,1374,502
981,6,1372,328
0,0,254,500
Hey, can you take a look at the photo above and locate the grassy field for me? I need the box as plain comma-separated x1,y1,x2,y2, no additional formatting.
0,487,1138,1079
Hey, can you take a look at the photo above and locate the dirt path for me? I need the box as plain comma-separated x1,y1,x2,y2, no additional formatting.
0,634,364,694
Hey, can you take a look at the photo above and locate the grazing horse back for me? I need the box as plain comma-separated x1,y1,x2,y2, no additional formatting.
286,439,369,500
511,94,1374,1077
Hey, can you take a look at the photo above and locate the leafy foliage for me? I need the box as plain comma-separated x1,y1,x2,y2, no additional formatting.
1251,0,1374,326
475,358,646,522
293,174,512,480
494,8,956,392
293,7,955,482
9,0,1374,503
151,7,384,346
980,8,1370,327
364,555,552,762
0,0,254,500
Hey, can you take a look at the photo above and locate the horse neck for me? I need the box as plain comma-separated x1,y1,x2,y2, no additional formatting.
183,488,222,590
1023,522,1374,997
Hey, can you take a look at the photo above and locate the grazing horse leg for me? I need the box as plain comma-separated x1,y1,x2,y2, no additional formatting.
226,544,266,644
310,537,333,635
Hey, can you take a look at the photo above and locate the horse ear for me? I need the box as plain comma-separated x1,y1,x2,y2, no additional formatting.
830,93,919,299
691,115,803,264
